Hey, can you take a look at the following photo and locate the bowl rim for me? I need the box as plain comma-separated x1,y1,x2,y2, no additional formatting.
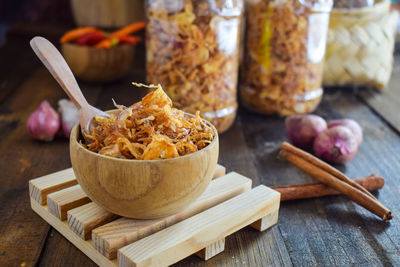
62,42,135,49
70,111,219,163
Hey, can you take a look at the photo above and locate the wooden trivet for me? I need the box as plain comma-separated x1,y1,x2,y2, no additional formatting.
29,164,280,266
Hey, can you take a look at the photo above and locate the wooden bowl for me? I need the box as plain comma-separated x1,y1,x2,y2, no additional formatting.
62,43,134,82
70,0,145,28
69,113,219,219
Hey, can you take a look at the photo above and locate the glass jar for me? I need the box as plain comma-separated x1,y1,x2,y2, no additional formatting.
240,0,333,116
334,0,374,8
146,0,243,133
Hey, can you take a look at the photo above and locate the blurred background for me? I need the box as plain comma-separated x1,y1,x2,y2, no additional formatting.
0,0,74,45
1,0,400,136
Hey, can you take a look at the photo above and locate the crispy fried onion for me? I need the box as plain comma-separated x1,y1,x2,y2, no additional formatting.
83,83,215,160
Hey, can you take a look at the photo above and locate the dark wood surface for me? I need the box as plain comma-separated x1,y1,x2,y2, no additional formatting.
1,34,400,266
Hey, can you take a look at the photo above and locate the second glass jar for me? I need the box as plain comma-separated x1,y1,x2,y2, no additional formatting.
240,0,333,116
146,0,243,133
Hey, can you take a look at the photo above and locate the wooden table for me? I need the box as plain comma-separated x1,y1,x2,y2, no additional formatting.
1,34,399,266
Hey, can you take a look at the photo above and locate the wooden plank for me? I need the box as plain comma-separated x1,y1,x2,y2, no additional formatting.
30,164,224,206
30,173,280,267
36,230,98,267
251,210,280,232
219,114,261,185
0,35,39,104
195,239,225,260
31,163,224,241
358,54,400,134
118,185,280,267
92,172,252,259
0,39,95,266
0,66,76,266
68,202,119,240
241,89,400,266
47,185,91,220
29,168,77,205
205,112,293,267
213,164,226,179
5,34,400,266
2,58,105,267
30,199,117,267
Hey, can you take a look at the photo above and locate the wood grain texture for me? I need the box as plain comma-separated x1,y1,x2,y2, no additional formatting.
29,168,77,205
195,239,225,260
47,185,91,220
70,0,145,28
240,89,400,265
30,173,275,267
118,185,280,267
32,163,224,241
31,199,117,267
213,164,226,179
30,36,111,137
70,123,219,219
0,41,75,266
250,209,280,232
0,36,39,104
185,109,293,267
2,36,400,266
0,38,105,266
62,43,135,82
68,202,119,240
37,229,98,267
358,55,400,134
92,172,252,259
30,163,223,207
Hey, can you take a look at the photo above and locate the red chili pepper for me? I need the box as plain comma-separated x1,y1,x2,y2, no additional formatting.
110,22,146,38
118,36,142,46
75,31,105,46
60,27,99,43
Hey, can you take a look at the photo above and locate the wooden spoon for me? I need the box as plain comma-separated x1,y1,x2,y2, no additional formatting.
30,36,109,135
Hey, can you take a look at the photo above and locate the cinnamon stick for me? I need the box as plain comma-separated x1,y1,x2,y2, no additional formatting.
281,142,376,200
271,175,384,201
279,144,393,221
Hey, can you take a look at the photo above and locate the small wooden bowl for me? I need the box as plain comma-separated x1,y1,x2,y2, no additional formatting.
62,43,134,82
70,0,145,28
69,113,219,219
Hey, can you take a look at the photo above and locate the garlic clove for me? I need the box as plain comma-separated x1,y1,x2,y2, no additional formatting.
27,100,60,141
58,99,79,138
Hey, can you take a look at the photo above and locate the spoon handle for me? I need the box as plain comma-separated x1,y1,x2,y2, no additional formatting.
30,36,88,110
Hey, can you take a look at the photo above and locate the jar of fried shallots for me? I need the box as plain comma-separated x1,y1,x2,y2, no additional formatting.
146,0,243,133
240,0,332,116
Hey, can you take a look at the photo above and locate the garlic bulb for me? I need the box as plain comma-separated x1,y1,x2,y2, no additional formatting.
27,101,60,141
58,99,79,138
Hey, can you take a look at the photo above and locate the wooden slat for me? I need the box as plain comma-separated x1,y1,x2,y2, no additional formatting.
30,173,279,267
63,164,225,241
92,172,252,259
118,185,281,267
195,238,225,260
30,199,117,267
214,112,293,267
47,185,91,220
240,89,400,265
250,208,280,232
213,164,226,179
29,164,224,208
29,168,77,205
68,203,119,240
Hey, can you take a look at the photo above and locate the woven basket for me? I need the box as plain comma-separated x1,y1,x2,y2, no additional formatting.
323,0,398,89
